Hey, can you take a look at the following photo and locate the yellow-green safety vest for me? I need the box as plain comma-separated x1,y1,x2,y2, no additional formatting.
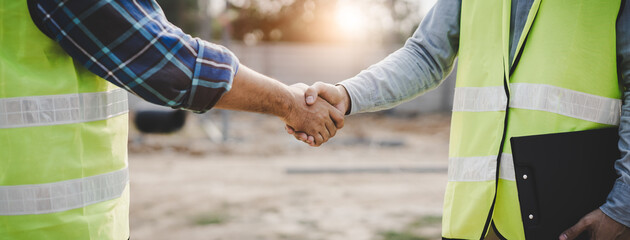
444,0,623,239
0,1,130,239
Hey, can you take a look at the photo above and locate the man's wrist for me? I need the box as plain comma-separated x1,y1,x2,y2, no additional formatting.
335,84,352,115
600,180,630,228
274,85,298,121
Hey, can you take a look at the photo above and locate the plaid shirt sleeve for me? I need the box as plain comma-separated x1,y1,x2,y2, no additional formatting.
29,0,239,113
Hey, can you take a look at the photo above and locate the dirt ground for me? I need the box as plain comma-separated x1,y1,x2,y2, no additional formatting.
127,111,451,240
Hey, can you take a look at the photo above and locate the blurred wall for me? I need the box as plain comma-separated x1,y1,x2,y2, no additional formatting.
231,42,456,114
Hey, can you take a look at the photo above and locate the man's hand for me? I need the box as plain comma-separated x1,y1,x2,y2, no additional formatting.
215,65,342,146
560,209,630,240
286,82,351,146
281,84,344,146
304,82,351,114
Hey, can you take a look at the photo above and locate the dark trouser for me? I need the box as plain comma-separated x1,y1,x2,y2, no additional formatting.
484,227,500,240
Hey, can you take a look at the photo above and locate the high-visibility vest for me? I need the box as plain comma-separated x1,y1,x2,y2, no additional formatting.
443,0,623,239
0,1,130,239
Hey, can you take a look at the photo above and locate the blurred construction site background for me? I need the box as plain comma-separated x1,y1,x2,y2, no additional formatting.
129,1,453,239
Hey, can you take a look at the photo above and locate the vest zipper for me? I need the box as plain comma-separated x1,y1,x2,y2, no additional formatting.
478,70,511,240
478,2,543,237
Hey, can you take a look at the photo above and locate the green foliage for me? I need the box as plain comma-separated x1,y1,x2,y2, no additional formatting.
379,215,442,240
191,212,228,226
408,215,442,228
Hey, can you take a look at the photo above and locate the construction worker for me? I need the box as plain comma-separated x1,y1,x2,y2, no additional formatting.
290,0,630,239
0,0,343,239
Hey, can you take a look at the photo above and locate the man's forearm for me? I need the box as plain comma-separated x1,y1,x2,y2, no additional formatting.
339,0,460,115
599,0,630,228
215,64,293,119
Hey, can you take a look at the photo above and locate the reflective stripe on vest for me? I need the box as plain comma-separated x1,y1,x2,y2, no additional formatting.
0,168,128,216
453,83,621,126
1,1,130,239
448,154,515,182
452,86,508,112
0,89,128,129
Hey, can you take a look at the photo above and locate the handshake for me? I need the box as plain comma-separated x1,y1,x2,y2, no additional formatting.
215,65,349,147
282,82,350,147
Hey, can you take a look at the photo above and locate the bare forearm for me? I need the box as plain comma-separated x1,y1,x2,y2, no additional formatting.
215,64,293,119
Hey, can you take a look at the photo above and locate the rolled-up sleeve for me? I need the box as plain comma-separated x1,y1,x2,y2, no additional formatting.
338,0,461,114
600,1,630,228
30,0,238,112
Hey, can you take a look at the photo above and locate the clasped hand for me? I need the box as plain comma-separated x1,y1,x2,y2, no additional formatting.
283,82,350,147
560,209,630,240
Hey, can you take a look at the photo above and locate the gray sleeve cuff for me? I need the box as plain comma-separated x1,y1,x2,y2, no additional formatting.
338,77,375,115
600,180,630,228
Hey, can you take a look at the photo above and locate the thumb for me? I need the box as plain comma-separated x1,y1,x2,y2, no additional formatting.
305,82,340,106
304,85,319,105
560,217,590,240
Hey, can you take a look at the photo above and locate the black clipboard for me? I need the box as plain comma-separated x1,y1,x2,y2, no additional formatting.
510,128,620,240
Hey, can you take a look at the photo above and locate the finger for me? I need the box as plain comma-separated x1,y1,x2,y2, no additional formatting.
291,131,301,141
560,218,591,240
285,125,295,134
325,117,337,139
319,128,330,146
312,133,324,147
292,133,302,142
294,132,308,141
319,117,333,144
329,106,345,129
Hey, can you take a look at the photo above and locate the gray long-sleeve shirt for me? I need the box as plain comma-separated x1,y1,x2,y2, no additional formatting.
339,0,630,227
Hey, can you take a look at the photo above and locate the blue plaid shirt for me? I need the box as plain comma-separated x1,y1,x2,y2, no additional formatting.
28,0,239,112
